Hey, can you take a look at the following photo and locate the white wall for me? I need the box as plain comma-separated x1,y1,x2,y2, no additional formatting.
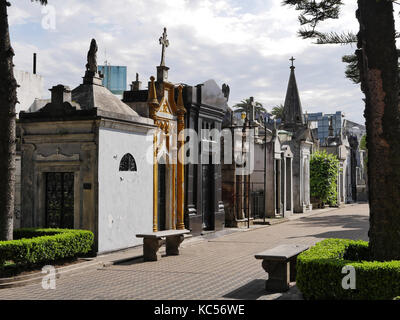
98,127,153,253
14,70,44,116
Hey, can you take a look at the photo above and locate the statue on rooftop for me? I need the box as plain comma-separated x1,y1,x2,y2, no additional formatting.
222,83,230,101
86,39,98,73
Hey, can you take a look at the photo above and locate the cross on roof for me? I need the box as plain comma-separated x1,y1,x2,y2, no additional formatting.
159,27,169,67
290,56,295,68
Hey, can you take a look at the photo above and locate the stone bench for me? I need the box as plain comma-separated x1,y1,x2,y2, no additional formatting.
255,244,309,292
136,229,191,261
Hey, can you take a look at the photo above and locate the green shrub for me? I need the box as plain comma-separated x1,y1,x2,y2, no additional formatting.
310,150,339,206
297,239,400,300
0,228,94,268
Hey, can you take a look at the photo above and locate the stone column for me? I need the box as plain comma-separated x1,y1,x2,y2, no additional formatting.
276,159,281,215
286,158,293,213
153,133,159,232
236,173,244,219
281,157,286,215
176,86,186,230
304,156,310,208
147,76,161,232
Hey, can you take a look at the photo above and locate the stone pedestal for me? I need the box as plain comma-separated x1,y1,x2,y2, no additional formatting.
143,238,164,261
234,218,254,228
289,256,299,282
165,235,184,255
262,260,290,292
255,244,309,292
83,71,103,86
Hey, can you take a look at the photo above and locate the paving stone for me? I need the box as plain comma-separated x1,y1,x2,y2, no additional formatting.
0,204,369,300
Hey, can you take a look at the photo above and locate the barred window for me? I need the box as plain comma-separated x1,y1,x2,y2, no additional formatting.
119,153,137,172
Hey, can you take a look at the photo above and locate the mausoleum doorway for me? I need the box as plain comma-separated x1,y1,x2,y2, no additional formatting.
45,172,74,228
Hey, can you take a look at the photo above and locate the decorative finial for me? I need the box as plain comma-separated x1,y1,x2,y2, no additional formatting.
177,85,186,114
86,39,98,73
159,27,169,67
289,56,295,69
148,76,159,109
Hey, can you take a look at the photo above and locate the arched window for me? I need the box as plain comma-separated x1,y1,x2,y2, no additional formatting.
119,153,137,172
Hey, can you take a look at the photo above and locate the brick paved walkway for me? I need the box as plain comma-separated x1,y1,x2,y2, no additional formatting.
0,203,369,300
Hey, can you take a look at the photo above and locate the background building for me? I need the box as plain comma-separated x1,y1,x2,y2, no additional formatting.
14,69,44,116
14,67,44,228
98,64,127,95
306,111,344,142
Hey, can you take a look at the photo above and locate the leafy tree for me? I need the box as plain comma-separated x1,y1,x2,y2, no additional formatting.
310,150,339,207
343,51,400,85
233,98,266,118
342,54,360,84
284,0,400,261
271,104,285,120
0,0,48,241
283,0,400,85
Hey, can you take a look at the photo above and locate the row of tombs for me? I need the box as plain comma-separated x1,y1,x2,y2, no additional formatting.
14,37,367,254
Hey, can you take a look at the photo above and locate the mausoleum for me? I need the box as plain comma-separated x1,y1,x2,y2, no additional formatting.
18,40,155,253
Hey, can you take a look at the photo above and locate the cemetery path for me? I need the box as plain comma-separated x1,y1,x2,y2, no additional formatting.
0,203,369,300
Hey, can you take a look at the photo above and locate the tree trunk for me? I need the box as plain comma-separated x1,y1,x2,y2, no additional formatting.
356,0,400,261
0,0,17,241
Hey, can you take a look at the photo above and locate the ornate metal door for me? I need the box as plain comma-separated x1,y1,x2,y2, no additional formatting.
157,164,166,231
45,172,74,228
202,164,214,230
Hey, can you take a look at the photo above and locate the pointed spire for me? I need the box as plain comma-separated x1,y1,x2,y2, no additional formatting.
283,56,304,126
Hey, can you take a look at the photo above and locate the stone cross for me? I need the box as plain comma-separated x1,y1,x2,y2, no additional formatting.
290,56,295,68
159,27,169,66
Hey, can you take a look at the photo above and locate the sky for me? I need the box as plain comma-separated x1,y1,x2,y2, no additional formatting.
8,0,400,124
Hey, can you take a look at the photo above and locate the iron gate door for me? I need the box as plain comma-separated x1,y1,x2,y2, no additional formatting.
45,172,74,228
202,164,214,230
157,164,166,231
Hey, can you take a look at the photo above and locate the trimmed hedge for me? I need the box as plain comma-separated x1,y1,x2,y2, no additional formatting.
297,239,400,300
0,228,94,267
310,150,339,207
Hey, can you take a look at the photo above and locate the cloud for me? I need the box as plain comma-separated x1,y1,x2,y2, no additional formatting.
8,0,378,124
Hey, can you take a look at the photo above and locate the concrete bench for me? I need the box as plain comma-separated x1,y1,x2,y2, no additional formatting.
255,244,309,292
136,229,191,261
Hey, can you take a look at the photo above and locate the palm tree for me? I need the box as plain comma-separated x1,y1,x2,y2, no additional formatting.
271,104,285,120
0,0,47,241
233,98,266,119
